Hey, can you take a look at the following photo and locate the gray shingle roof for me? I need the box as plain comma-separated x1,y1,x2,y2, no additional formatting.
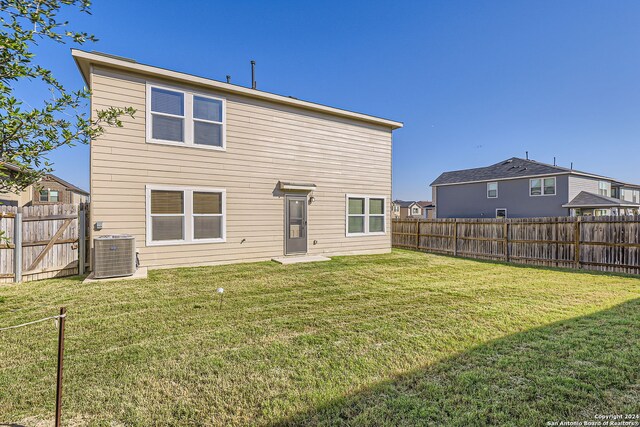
393,200,418,208
416,200,434,208
430,157,607,186
563,191,640,208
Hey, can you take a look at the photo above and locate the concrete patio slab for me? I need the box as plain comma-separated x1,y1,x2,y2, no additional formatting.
83,267,148,283
271,255,331,265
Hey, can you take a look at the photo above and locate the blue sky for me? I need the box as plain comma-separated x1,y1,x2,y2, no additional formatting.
18,0,640,199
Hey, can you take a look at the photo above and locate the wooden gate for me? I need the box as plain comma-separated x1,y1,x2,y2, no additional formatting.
0,203,89,283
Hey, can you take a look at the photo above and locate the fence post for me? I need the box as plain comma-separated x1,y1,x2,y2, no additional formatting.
13,208,22,283
453,219,458,256
78,204,86,275
415,220,420,250
555,221,559,268
574,218,581,269
55,307,66,427
504,221,510,262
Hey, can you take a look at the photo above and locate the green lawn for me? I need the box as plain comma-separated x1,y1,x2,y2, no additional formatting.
1,250,639,426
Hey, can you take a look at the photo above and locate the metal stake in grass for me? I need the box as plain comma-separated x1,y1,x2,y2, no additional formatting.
217,288,224,310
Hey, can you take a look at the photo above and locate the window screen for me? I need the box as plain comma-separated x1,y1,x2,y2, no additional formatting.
150,88,185,142
150,190,184,241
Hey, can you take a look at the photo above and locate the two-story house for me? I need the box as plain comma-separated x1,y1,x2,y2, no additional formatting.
392,200,422,219
1,162,89,206
72,50,402,269
392,200,435,219
431,157,640,218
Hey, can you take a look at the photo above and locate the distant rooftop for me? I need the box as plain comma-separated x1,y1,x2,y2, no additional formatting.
431,157,639,187
393,200,418,208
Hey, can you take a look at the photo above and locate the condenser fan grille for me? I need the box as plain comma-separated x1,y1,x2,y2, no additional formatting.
94,235,136,279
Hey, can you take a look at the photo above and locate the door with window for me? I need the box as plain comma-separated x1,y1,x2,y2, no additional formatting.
285,195,307,255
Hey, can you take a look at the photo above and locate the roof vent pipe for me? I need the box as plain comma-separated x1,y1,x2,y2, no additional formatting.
251,60,256,89
226,75,231,84
526,151,529,160
554,156,556,166
571,162,574,170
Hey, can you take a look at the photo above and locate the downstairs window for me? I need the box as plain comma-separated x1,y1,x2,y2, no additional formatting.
147,186,225,245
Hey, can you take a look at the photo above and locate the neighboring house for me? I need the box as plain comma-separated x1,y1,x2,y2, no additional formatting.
0,163,89,207
417,200,435,219
72,50,403,269
392,200,424,219
0,162,20,206
431,157,640,218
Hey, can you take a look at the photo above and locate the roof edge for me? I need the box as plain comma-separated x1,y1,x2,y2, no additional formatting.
430,171,572,187
45,173,89,196
72,49,403,130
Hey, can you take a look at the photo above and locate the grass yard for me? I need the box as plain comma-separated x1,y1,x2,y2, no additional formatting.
1,249,639,426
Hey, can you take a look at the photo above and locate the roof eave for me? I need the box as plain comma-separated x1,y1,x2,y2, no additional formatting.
430,169,625,187
562,203,640,208
430,171,572,187
71,49,404,130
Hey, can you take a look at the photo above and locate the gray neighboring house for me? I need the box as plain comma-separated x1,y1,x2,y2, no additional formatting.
431,157,640,218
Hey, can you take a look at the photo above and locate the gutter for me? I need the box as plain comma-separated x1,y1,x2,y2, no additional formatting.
562,202,640,208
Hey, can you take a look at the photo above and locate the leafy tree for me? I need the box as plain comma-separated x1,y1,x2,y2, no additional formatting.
0,0,135,194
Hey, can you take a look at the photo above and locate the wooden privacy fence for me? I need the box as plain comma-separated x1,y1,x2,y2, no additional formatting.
0,203,89,283
392,216,640,274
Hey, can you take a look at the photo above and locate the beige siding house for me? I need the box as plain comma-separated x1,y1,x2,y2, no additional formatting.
72,50,402,269
1,163,89,206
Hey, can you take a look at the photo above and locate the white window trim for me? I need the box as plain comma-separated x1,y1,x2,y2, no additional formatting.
496,208,507,219
146,82,226,151
487,182,498,198
345,194,387,237
146,185,226,246
529,177,556,197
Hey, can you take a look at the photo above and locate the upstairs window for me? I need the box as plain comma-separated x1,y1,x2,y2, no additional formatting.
487,182,498,198
39,189,59,202
530,177,555,196
150,88,184,142
411,206,420,215
598,181,609,197
147,84,226,150
346,195,386,236
193,96,224,147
